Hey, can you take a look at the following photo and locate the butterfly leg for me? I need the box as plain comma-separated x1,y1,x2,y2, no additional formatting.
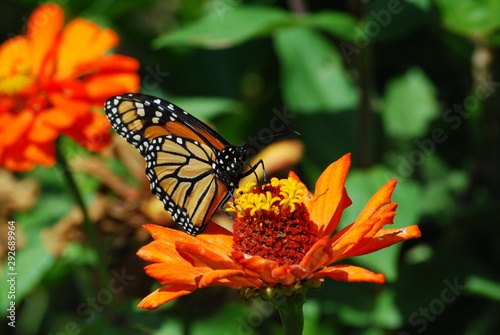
243,159,267,183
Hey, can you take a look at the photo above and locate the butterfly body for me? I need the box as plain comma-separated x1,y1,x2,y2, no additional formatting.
105,93,254,235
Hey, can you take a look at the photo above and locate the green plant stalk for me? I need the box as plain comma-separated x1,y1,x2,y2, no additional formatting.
55,137,109,286
272,287,308,335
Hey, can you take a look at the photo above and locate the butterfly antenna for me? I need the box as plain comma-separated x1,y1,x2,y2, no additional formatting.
257,130,300,143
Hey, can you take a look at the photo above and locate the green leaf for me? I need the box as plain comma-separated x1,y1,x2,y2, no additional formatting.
372,288,402,329
304,11,359,42
466,276,500,301
274,27,359,113
381,67,439,139
435,0,500,37
406,0,432,10
342,166,422,281
153,6,290,49
168,96,240,120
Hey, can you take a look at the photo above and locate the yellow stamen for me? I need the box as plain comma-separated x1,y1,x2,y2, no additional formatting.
230,177,305,217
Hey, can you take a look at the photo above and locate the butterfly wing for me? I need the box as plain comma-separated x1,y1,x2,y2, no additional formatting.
105,93,234,234
144,136,229,235
105,93,229,153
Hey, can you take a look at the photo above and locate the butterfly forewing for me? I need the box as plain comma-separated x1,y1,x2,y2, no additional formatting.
106,94,229,152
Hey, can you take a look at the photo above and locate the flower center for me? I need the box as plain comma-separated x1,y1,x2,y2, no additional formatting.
0,73,33,95
231,178,319,265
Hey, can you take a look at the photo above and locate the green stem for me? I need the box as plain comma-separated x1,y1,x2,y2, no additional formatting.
271,287,308,335
55,137,109,287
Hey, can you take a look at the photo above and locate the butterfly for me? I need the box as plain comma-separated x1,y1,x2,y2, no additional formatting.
105,93,263,235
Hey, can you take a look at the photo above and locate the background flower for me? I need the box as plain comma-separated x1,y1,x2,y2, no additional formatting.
0,3,140,171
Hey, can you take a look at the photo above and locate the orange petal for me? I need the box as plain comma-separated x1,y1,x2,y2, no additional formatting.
143,224,191,242
1,142,34,171
0,111,34,146
83,72,140,103
56,18,119,79
48,91,89,119
137,285,197,310
299,236,332,274
332,203,398,248
27,4,63,76
142,224,232,259
196,223,234,255
310,154,352,237
24,141,55,167
63,112,111,151
137,239,188,264
355,179,397,224
311,265,385,283
28,114,60,143
176,241,238,269
37,107,76,129
80,54,140,74
2,139,55,171
232,251,280,284
144,263,207,286
329,212,397,262
199,269,263,288
347,225,422,257
271,264,306,285
0,36,29,77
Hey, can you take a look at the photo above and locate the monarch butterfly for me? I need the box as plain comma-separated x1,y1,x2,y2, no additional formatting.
105,93,263,235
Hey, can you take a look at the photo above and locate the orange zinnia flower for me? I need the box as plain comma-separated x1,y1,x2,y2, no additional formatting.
0,3,140,171
137,154,421,310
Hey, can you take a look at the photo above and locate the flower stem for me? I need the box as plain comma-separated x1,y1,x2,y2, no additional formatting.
271,287,308,335
55,137,109,286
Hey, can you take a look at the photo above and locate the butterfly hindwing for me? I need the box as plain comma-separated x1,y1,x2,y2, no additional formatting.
143,135,228,234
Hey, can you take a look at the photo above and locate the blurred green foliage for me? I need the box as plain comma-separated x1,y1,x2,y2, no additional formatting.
1,0,500,334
